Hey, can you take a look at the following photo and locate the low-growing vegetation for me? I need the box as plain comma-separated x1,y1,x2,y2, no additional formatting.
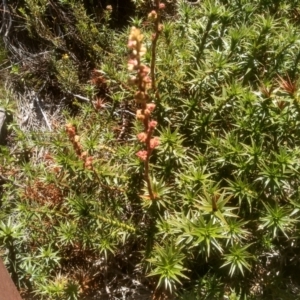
1,0,300,299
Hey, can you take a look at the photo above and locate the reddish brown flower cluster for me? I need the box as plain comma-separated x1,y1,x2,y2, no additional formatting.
127,2,164,200
65,123,94,170
66,123,82,156
127,27,151,95
136,113,160,162
127,27,160,162
80,151,94,170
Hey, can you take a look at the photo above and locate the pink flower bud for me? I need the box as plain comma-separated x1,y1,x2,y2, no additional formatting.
159,3,166,9
136,150,148,161
150,137,160,149
149,120,158,129
143,109,150,117
140,65,150,75
143,76,152,84
148,10,158,20
128,59,138,71
137,132,147,142
84,156,94,170
146,103,156,112
136,109,145,121
81,151,88,159
127,40,137,49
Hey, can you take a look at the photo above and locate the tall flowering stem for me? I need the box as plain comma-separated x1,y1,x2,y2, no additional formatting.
127,4,164,200
65,123,93,170
150,0,164,93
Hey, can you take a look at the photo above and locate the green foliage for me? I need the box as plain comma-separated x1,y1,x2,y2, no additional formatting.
2,0,300,299
221,243,253,277
147,243,188,293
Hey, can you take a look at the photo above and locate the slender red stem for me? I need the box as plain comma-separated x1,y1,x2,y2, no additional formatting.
150,0,161,93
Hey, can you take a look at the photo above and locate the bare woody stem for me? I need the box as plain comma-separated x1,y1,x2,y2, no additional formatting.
144,156,154,199
150,0,161,93
144,126,155,200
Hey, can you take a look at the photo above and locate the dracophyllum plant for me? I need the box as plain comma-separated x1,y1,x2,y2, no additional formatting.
127,1,164,201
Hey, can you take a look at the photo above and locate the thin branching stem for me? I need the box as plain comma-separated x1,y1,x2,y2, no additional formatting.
150,0,161,94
